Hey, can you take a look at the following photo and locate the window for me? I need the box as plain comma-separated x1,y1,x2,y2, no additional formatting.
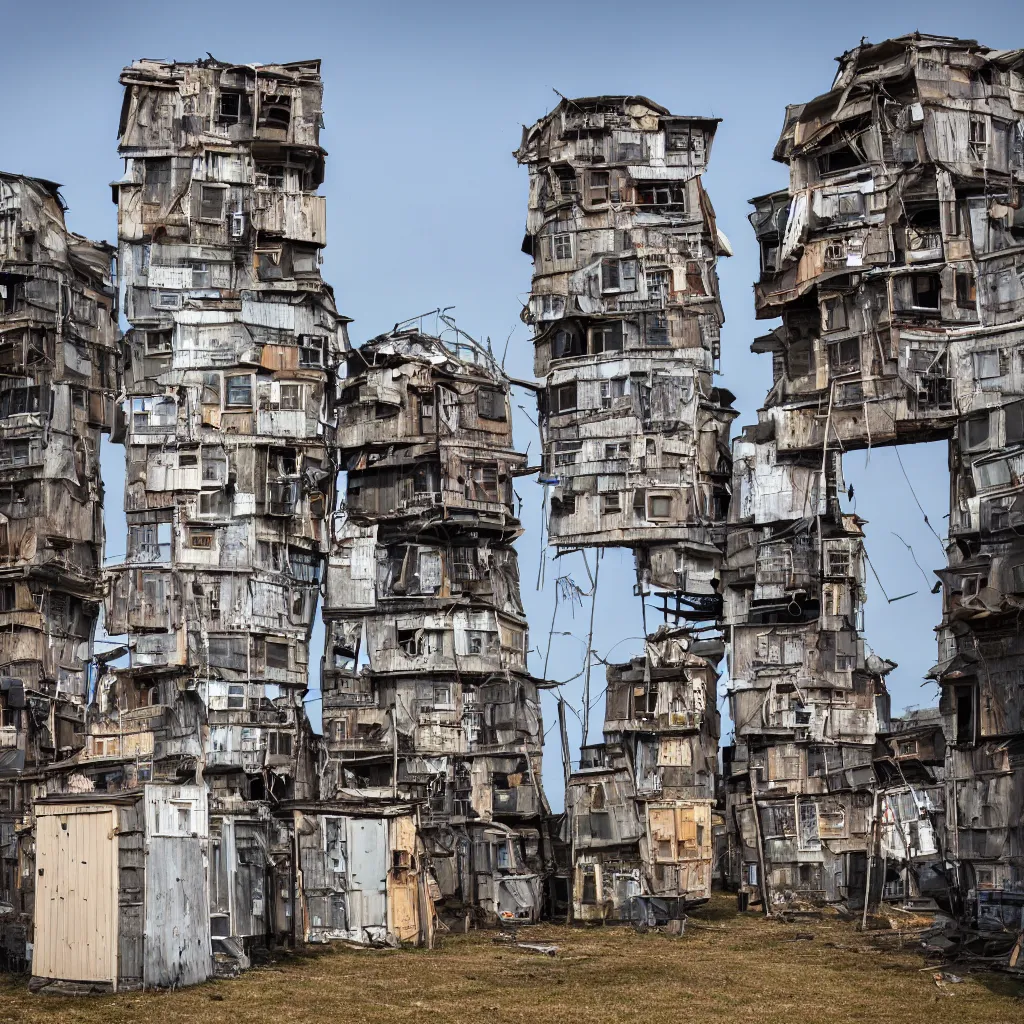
604,441,630,458
1011,564,1024,593
552,233,573,261
227,684,245,710
397,628,443,656
258,94,292,129
267,732,292,757
974,351,1001,380
477,388,506,421
912,273,940,309
648,312,669,346
200,186,224,222
636,183,686,209
822,297,848,332
666,129,690,152
587,171,610,206
590,321,624,353
828,337,860,373
298,335,325,367
646,270,669,305
647,494,673,519
257,164,286,188
599,378,628,408
146,330,172,355
0,585,15,612
969,117,988,160
552,328,582,359
963,412,991,450
601,259,636,293
143,159,172,202
266,641,290,669
956,272,977,310
601,492,621,514
279,384,301,410
466,464,500,503
817,146,861,175
226,374,252,406
837,192,864,217
551,383,577,414
553,442,582,466
188,530,214,549
1006,400,1024,445
218,91,242,124
558,174,578,196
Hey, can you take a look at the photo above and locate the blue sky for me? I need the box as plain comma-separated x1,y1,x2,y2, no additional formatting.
3,0,1017,806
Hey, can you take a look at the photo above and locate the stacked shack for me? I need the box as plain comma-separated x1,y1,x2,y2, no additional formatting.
0,174,119,970
725,34,1024,908
322,326,552,924
94,57,359,966
516,96,735,921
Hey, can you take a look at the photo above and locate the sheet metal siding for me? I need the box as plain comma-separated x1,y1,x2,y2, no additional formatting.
33,806,119,985
143,837,211,988
347,818,387,936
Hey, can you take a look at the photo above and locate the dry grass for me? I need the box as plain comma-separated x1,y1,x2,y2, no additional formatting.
2,895,1023,1024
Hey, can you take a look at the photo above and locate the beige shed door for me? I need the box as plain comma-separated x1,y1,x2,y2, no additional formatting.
33,807,119,984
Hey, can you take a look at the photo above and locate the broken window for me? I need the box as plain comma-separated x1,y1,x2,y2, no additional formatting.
553,441,582,466
956,270,977,310
589,321,624,354
822,297,848,332
827,337,860,373
477,387,506,421
587,171,610,206
1005,400,1024,445
217,91,242,124
550,382,577,414
465,464,500,503
298,335,325,367
974,351,1001,380
258,94,292,130
955,685,975,744
397,628,443,656
636,183,686,210
143,159,172,202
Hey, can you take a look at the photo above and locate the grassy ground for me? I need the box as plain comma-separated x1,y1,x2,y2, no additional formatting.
2,895,1022,1024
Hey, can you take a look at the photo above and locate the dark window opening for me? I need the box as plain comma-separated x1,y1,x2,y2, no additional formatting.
955,685,975,745
636,183,687,210
217,92,242,124
259,94,292,130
